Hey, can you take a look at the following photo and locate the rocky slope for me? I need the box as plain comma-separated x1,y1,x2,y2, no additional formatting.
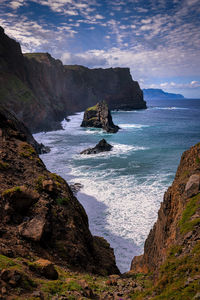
0,106,119,281
81,101,120,133
130,142,200,298
0,26,146,133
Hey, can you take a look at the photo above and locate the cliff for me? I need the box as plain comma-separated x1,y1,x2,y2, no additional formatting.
143,88,184,100
0,106,119,278
0,26,146,133
130,142,200,298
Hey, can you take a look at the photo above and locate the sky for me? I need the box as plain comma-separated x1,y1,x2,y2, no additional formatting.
0,0,200,98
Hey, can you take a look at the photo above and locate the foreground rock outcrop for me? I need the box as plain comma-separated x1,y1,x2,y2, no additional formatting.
0,106,119,276
81,101,120,133
81,139,113,154
130,142,200,298
0,26,146,132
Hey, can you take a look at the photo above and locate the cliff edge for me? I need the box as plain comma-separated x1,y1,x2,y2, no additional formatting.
0,26,146,133
130,142,200,298
0,106,119,277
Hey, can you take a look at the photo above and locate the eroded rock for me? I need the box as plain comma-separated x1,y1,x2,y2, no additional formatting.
81,101,120,133
185,174,200,198
80,139,113,155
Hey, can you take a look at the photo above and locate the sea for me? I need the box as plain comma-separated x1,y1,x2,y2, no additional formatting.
34,99,200,273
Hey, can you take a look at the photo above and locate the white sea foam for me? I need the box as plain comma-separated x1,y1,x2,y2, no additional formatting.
76,143,148,160
34,110,176,273
119,124,150,129
70,164,170,272
152,106,189,110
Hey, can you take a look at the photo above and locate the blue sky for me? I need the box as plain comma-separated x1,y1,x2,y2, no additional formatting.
0,0,200,98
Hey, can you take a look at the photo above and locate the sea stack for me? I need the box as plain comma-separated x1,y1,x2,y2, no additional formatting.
81,101,120,133
80,139,113,154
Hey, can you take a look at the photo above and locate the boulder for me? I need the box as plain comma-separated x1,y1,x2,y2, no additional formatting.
81,101,119,133
81,139,113,155
69,183,84,194
29,259,58,280
185,174,200,198
18,216,46,242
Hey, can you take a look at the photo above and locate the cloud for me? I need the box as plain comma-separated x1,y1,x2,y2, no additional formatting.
61,51,107,67
9,0,25,9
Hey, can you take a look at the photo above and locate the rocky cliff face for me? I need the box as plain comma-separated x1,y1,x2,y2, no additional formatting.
131,143,200,276
0,26,146,132
0,106,119,276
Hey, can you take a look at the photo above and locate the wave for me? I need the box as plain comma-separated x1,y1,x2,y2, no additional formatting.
69,164,172,272
151,106,189,110
119,124,149,129
76,143,148,160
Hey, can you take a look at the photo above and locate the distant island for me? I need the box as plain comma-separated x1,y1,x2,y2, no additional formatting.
143,88,184,100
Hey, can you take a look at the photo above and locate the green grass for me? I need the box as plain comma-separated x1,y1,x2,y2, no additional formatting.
196,156,200,164
2,186,22,197
86,104,98,111
56,197,70,206
179,193,200,234
0,254,17,269
19,143,36,159
129,242,200,299
41,279,82,296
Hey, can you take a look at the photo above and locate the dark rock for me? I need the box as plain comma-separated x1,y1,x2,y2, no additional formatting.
0,26,146,133
18,216,46,242
2,186,39,214
81,139,113,155
0,106,47,155
69,183,84,194
0,105,119,275
38,143,50,154
81,101,119,133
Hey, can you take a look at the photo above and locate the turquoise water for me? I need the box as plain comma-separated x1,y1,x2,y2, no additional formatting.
34,99,200,273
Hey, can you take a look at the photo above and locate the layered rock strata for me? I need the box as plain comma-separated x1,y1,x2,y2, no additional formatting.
0,26,146,132
0,106,119,276
81,101,119,133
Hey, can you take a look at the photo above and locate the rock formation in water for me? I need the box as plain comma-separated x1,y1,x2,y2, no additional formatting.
0,106,119,277
80,139,113,154
0,26,146,132
81,101,120,133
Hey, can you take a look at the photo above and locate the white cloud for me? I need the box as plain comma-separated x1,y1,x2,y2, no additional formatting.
8,0,25,9
61,51,107,67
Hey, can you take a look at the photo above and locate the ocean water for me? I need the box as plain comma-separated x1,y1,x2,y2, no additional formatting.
34,99,200,273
